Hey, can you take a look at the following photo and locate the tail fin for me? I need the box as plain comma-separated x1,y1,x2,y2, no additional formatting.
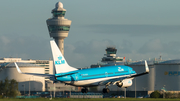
50,40,78,74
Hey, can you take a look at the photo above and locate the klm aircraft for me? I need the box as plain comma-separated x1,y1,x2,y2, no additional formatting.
15,40,149,93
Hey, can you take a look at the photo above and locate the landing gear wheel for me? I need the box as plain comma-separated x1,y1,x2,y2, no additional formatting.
81,89,85,93
103,88,110,93
84,88,88,93
81,88,88,93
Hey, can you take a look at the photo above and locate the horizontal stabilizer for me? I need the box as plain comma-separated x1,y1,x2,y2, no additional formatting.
14,62,54,77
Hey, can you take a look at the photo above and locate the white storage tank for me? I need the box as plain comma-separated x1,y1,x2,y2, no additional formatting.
155,59,180,91
0,62,45,91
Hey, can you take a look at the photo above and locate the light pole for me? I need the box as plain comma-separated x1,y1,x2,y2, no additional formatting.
69,87,71,97
29,78,30,96
22,84,25,95
163,85,166,98
54,83,56,98
135,78,136,98
124,87,126,99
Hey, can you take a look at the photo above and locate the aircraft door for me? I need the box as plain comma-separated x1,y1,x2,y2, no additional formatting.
75,74,79,81
105,72,108,77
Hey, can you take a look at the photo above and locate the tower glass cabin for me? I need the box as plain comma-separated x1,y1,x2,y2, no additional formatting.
52,11,66,17
102,47,124,63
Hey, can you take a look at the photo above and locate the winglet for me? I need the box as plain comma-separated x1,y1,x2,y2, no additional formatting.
145,60,149,73
128,60,149,78
14,62,23,73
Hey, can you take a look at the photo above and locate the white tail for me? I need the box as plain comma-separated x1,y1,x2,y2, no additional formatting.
50,40,78,74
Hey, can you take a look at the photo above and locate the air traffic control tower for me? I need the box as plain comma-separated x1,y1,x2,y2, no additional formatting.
46,2,72,56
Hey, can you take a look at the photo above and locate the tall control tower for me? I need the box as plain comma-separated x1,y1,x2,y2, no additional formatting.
46,2,72,56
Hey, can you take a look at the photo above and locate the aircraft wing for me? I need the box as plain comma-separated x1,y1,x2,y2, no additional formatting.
14,62,54,77
128,60,149,78
98,60,149,86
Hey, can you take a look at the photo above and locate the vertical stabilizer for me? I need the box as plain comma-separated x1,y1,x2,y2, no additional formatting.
50,40,78,74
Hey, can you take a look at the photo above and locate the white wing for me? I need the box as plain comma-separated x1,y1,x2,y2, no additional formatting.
98,60,149,86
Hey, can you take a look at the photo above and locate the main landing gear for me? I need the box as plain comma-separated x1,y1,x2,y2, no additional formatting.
81,87,88,93
102,85,110,93
103,88,110,93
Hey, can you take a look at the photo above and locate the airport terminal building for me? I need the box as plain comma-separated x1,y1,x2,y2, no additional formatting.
0,58,75,93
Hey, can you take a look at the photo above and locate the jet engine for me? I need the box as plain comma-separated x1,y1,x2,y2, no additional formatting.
116,79,132,88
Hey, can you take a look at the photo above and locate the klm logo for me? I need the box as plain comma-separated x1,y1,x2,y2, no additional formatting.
118,67,124,72
55,56,65,65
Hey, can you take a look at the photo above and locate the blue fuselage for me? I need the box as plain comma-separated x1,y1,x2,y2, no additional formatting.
55,65,136,86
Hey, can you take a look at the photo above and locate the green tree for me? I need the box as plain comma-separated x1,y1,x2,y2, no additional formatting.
8,79,19,97
177,92,180,98
150,90,161,98
0,81,4,98
0,77,20,98
3,77,9,97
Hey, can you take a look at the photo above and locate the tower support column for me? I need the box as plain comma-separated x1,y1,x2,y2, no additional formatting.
54,38,65,55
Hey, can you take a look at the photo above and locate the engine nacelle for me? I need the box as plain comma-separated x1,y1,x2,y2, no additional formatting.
116,79,132,88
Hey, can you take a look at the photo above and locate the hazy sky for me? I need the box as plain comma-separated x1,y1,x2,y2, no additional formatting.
0,0,180,67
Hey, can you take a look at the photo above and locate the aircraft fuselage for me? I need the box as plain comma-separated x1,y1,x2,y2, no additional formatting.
55,65,136,87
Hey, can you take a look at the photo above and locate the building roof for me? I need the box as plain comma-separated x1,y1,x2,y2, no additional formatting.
157,59,180,64
0,62,41,67
127,60,154,65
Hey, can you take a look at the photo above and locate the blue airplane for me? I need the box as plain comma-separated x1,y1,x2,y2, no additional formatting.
14,40,149,93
